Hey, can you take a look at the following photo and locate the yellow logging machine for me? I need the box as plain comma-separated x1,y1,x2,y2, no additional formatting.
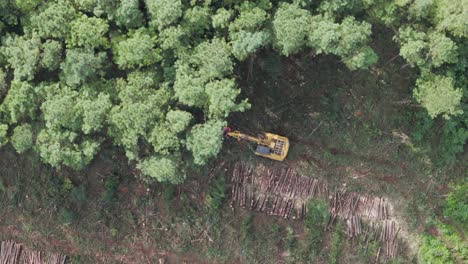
223,127,289,161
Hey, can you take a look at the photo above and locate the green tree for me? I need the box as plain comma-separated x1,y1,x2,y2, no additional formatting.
76,92,112,134
308,15,378,70
408,0,434,21
342,46,378,70
0,0,18,30
115,0,144,29
434,0,467,37
67,15,109,48
149,125,180,155
272,3,311,56
0,123,8,147
41,85,112,134
146,0,183,29
181,6,211,35
362,0,402,26
191,38,233,80
29,1,77,39
108,73,170,160
113,29,161,69
414,74,463,119
187,120,226,165
308,15,341,55
397,27,458,68
73,0,98,12
36,128,100,170
335,17,375,59
148,109,191,156
0,68,6,96
212,8,233,29
60,48,107,86
158,25,187,53
165,110,192,133
41,40,62,71
174,38,233,108
427,32,458,68
137,156,184,183
11,123,33,153
205,79,250,118
318,0,362,14
173,62,207,107
228,5,269,33
1,33,42,81
14,0,41,13
231,31,271,61
0,80,37,124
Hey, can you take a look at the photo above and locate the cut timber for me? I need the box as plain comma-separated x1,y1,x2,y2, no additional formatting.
228,162,400,259
48,253,67,264
1,240,22,264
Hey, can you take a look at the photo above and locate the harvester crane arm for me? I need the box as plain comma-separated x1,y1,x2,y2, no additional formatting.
226,131,265,145
223,127,289,161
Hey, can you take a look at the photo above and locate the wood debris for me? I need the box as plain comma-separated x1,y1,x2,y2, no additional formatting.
22,250,43,264
48,253,67,264
1,240,22,264
229,161,401,259
229,162,328,219
380,220,399,258
0,241,67,264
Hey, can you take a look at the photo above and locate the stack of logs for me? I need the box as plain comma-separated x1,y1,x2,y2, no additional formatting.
23,250,44,264
229,161,399,260
0,241,67,264
380,220,399,258
327,190,389,235
0,241,21,264
230,162,328,219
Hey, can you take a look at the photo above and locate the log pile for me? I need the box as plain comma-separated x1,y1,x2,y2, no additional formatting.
228,161,401,259
1,241,22,264
380,220,399,258
22,250,43,264
47,253,67,264
327,190,389,221
361,196,388,220
229,162,328,219
0,241,67,264
345,215,362,238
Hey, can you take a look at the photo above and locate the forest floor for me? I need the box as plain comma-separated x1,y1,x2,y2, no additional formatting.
0,28,466,263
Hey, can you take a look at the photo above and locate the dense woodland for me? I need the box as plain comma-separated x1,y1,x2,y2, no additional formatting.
0,0,466,263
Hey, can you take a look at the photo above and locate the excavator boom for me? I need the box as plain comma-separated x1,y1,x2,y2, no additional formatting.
227,131,265,144
225,129,289,161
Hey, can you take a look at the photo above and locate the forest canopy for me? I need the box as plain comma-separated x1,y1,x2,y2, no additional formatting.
0,0,466,183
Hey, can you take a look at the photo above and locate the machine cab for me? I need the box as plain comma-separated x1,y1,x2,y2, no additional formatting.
254,133,289,161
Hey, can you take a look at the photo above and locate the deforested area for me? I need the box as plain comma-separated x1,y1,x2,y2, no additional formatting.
0,0,466,263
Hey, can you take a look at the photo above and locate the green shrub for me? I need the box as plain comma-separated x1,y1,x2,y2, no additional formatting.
438,118,468,166
418,235,454,264
437,222,468,259
300,199,330,262
356,234,379,263
444,183,468,228
70,185,87,206
102,175,120,206
162,183,175,207
11,124,33,153
59,207,77,225
239,215,255,261
329,223,344,264
0,124,8,147
305,199,329,230
205,173,226,212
